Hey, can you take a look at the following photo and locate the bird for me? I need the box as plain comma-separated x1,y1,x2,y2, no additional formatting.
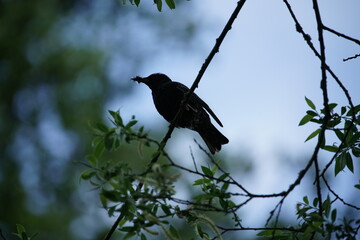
131,73,229,154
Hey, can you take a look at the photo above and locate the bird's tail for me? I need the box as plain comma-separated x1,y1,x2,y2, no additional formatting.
198,123,229,154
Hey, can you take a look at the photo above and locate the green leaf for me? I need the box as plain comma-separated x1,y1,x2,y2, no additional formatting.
16,224,26,235
201,166,214,177
299,114,314,126
104,131,115,151
323,196,331,217
100,193,107,208
305,96,316,110
125,120,138,129
161,204,172,215
96,122,108,133
257,230,282,236
109,110,123,126
331,209,337,222
108,206,116,217
80,169,96,180
322,145,338,153
347,132,360,146
306,110,318,116
108,110,117,118
119,218,128,227
345,152,354,173
334,129,344,141
169,225,180,239
303,196,309,205
134,0,140,6
217,173,229,182
140,233,147,240
305,128,321,142
219,198,228,209
94,140,104,158
86,155,97,167
193,178,211,186
313,197,319,207
347,104,360,116
221,182,229,192
155,0,162,11
165,0,175,9
335,152,347,176
355,184,360,189
352,147,360,157
124,232,137,239
354,104,360,113
341,106,347,115
328,103,337,111
101,189,120,202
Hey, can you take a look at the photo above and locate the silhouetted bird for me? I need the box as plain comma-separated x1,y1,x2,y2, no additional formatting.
131,73,229,154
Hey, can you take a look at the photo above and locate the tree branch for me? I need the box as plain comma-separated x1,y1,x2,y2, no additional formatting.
312,0,328,221
322,176,360,211
323,25,360,46
343,53,360,62
103,1,248,239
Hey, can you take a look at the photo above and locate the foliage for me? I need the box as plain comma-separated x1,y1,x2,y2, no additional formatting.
86,103,359,239
2,0,359,239
0,0,198,239
299,97,360,176
83,111,231,239
123,0,176,11
12,224,38,240
83,0,360,238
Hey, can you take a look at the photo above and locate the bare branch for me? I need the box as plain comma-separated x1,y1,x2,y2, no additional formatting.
343,53,360,62
322,176,360,211
323,25,360,46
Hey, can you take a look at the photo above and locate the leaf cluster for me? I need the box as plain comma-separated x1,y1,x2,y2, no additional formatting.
259,196,360,239
299,97,360,176
12,224,38,240
123,0,176,11
82,110,248,239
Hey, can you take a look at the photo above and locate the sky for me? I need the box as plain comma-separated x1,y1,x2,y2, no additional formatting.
113,0,360,231
2,1,359,239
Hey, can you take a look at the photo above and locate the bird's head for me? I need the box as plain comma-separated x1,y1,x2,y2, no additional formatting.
131,73,172,90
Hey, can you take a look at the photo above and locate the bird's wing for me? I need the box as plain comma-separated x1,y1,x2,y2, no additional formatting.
174,82,224,127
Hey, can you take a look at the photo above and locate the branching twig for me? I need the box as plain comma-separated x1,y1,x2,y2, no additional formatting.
102,1,359,239
103,1,248,239
322,176,360,210
194,139,251,195
283,0,357,190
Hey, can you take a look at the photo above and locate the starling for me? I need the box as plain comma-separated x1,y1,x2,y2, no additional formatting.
131,73,229,154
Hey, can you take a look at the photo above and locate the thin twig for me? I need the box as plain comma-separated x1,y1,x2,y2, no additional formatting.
217,226,303,233
189,145,199,172
322,176,360,210
343,53,360,62
194,139,251,194
323,25,360,46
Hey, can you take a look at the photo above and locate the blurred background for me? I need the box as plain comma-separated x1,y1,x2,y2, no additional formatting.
1,0,359,239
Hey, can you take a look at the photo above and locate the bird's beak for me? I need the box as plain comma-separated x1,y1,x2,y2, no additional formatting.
131,76,147,83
